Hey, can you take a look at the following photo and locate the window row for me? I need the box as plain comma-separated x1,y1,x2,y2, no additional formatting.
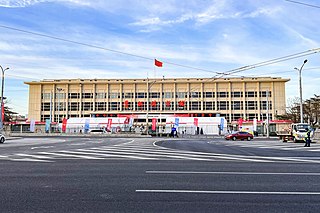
41,91,272,100
41,100,272,112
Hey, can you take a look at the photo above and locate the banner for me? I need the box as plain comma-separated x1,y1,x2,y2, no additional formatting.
45,119,50,132
152,118,157,131
107,118,112,131
194,118,198,127
175,118,179,127
30,119,35,132
62,118,67,133
253,118,257,131
84,119,90,133
220,117,224,131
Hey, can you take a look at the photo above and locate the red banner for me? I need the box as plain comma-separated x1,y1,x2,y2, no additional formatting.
194,118,198,127
1,102,4,122
152,118,157,131
62,118,67,132
107,119,112,131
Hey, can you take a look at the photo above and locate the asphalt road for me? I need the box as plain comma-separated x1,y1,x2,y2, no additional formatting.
1,137,320,212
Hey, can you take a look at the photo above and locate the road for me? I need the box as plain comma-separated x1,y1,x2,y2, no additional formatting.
1,137,320,212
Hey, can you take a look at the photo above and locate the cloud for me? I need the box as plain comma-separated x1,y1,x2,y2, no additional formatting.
0,0,90,8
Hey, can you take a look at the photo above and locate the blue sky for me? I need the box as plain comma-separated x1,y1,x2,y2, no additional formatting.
0,0,319,115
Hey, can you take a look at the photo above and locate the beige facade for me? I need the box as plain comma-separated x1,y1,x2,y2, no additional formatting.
25,77,289,123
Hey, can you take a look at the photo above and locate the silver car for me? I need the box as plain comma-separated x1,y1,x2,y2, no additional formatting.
0,134,5,143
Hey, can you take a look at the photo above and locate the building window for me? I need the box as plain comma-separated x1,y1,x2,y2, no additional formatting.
232,113,242,121
176,92,187,98
248,114,258,120
204,92,215,98
246,101,257,110
109,102,119,111
109,92,120,99
218,92,229,98
136,92,146,98
231,91,243,97
69,93,79,99
41,115,51,122
190,101,200,110
150,92,160,98
190,92,201,98
69,102,79,111
82,93,93,99
55,102,66,111
122,101,133,110
204,102,215,110
260,101,272,110
136,101,146,110
259,91,272,97
82,102,93,111
41,93,51,100
218,101,229,110
163,100,173,110
95,102,106,111
177,100,187,110
231,101,243,110
96,93,106,99
123,92,133,98
41,103,51,111
245,91,257,97
163,92,173,99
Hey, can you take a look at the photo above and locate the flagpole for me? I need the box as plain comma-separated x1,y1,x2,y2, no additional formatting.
146,76,149,135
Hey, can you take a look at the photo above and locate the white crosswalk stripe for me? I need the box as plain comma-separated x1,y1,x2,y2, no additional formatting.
1,139,320,163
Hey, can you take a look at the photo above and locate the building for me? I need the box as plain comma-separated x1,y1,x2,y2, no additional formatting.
25,77,289,127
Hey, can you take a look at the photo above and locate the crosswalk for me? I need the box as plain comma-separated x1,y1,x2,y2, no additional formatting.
216,140,320,152
1,139,320,163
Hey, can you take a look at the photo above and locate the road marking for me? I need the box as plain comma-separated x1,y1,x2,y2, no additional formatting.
136,189,320,195
38,151,105,160
0,155,8,158
10,158,53,162
145,171,320,175
15,153,54,159
31,146,54,150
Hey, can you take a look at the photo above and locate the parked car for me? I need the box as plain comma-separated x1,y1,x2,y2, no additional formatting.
225,131,253,141
0,134,5,143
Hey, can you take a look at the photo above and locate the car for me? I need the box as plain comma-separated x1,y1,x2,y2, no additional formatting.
89,129,106,134
0,134,5,143
225,131,253,141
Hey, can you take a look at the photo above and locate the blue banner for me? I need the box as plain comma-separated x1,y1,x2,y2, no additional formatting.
84,119,90,133
45,119,50,132
175,118,179,127
220,118,224,131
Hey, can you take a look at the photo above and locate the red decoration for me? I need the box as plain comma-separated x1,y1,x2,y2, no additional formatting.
178,100,185,107
124,100,129,108
165,100,171,107
151,100,157,107
138,101,143,107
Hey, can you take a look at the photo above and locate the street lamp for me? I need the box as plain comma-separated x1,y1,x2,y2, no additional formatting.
56,87,64,125
294,59,308,123
0,65,9,130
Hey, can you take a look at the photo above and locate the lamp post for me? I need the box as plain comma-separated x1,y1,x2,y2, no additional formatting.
0,65,9,130
294,59,308,123
56,87,64,127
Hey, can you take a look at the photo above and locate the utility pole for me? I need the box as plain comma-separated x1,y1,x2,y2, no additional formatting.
294,59,308,123
0,65,9,130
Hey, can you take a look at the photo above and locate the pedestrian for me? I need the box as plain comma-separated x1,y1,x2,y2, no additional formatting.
304,128,311,147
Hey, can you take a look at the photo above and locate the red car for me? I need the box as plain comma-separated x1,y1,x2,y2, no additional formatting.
225,131,253,141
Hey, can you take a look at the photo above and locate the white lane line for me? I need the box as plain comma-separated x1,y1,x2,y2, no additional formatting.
15,153,54,159
135,190,320,195
10,158,53,162
59,150,157,160
145,171,320,175
31,146,54,150
38,151,105,160
93,147,272,162
0,155,8,158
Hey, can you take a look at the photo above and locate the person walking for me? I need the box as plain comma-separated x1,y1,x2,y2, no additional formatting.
304,128,311,147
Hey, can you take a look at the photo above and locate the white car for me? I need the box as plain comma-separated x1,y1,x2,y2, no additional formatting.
0,134,5,143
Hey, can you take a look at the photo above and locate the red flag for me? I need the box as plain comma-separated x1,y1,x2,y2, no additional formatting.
154,59,163,67
1,102,4,122
62,118,67,133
